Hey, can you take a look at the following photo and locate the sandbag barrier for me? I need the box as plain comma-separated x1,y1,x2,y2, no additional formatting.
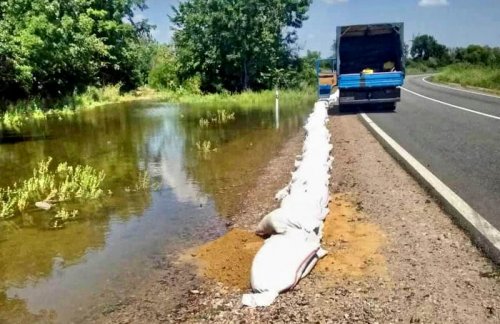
242,92,338,307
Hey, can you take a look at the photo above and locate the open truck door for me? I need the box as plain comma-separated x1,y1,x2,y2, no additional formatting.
316,58,337,100
336,23,405,111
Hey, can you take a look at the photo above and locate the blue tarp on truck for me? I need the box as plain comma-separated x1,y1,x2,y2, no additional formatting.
336,23,405,110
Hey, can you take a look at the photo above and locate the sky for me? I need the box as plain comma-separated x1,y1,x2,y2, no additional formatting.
140,0,500,57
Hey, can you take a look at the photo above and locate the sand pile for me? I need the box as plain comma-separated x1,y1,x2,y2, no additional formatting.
184,193,386,292
316,193,387,279
183,229,264,290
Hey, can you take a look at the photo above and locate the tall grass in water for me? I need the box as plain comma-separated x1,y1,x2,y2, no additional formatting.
1,86,315,131
199,109,235,127
0,158,105,219
433,64,500,93
0,85,156,131
174,87,316,111
196,140,217,154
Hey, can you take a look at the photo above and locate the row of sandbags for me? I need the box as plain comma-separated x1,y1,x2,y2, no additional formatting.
241,95,335,307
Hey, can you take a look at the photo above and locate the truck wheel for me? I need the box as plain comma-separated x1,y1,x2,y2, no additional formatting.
338,104,348,113
384,103,396,111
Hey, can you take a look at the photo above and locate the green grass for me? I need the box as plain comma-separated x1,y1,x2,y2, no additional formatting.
1,86,316,131
0,158,105,219
432,64,500,93
199,109,236,127
405,61,441,75
0,85,158,131
169,87,315,109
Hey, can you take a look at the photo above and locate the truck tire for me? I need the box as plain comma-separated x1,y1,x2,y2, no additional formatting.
384,103,396,111
338,104,351,113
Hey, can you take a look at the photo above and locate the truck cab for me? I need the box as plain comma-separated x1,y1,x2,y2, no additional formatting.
336,23,405,110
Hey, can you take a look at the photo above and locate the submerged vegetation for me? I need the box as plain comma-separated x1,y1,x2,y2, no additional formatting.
1,0,318,127
0,157,157,231
0,158,105,219
199,110,235,127
196,141,217,154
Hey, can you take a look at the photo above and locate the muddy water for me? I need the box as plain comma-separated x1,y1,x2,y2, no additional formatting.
0,100,311,322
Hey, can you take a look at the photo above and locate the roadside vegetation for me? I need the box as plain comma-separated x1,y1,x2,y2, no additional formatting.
405,35,500,92
0,157,157,230
0,0,318,230
0,158,105,220
0,0,318,131
433,64,500,93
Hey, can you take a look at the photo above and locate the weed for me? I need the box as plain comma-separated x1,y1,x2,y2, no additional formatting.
54,208,79,221
198,109,235,128
0,158,105,219
135,171,152,191
196,140,217,154
199,118,210,127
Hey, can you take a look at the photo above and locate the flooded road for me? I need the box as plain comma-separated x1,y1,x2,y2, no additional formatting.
0,99,312,322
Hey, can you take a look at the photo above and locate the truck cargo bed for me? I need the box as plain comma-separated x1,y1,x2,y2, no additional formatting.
338,71,404,89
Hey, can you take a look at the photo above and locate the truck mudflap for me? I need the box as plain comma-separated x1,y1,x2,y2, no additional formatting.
339,87,401,105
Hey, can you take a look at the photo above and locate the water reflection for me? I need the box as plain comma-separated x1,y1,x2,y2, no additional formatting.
0,98,312,321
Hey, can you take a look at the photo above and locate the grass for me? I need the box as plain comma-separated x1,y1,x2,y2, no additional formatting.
196,140,217,154
405,61,441,75
432,64,500,94
169,87,315,110
199,109,235,127
0,85,159,131
0,157,105,219
1,86,316,132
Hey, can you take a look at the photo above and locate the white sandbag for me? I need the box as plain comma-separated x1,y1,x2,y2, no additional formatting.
274,184,290,201
255,209,288,236
242,231,326,307
242,97,336,307
255,203,323,236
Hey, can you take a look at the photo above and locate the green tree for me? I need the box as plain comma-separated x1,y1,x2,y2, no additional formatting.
170,0,312,92
148,44,180,90
410,34,448,61
0,0,153,103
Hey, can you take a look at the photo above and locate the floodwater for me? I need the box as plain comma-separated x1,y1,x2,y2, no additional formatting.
0,99,312,322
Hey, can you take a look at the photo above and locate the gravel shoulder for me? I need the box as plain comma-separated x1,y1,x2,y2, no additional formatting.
92,112,500,323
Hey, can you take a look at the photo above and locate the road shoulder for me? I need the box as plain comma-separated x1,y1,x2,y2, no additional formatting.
90,112,500,323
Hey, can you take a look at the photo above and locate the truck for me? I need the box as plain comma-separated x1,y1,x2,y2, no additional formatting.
335,22,405,111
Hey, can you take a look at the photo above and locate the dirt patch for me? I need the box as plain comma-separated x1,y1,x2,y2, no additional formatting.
316,193,386,280
182,229,263,290
182,191,387,291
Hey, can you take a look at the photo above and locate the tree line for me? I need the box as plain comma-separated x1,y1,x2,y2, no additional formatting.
0,0,318,108
0,0,157,105
408,34,500,70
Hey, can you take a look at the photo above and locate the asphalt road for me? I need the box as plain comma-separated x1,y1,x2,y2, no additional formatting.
366,75,500,230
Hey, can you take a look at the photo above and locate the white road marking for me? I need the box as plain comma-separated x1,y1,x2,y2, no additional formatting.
422,76,500,100
359,113,500,263
400,86,500,121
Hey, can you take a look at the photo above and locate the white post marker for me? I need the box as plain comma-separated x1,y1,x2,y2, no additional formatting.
275,88,280,129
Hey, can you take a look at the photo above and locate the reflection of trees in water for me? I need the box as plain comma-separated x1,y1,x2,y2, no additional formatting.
181,105,309,217
0,102,161,319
